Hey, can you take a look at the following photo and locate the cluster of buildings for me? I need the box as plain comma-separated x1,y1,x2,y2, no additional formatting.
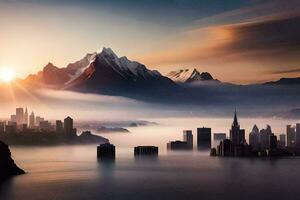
167,127,214,151
97,144,158,160
0,107,77,138
165,110,299,157
212,111,295,157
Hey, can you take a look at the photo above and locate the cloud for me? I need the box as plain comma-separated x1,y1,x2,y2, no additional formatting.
270,68,300,75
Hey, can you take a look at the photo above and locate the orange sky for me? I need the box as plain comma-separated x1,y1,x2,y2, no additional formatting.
0,0,299,84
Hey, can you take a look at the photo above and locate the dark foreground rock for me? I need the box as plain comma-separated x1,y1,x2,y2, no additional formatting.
0,140,25,181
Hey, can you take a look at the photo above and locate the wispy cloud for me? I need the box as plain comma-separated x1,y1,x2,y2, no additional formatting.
270,68,300,75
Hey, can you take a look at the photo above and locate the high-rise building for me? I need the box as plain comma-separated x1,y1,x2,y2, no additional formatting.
5,122,17,134
287,125,296,147
278,134,286,149
296,123,300,147
183,130,193,149
218,139,232,156
56,120,63,133
269,134,277,150
16,107,24,125
249,124,260,151
29,112,35,128
10,115,17,123
39,121,52,131
230,111,245,147
197,127,211,150
24,107,28,125
0,121,5,134
213,133,226,148
64,116,76,137
97,143,116,160
36,116,44,127
260,125,273,150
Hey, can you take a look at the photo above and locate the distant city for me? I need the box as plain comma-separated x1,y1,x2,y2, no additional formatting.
0,107,76,136
2,107,300,158
167,111,300,157
0,107,108,145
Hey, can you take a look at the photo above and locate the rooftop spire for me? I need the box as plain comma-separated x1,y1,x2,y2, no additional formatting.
233,109,239,127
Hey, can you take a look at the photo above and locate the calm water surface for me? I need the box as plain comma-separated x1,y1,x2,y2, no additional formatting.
1,117,300,200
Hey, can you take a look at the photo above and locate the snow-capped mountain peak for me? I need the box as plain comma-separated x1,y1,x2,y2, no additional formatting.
166,68,218,83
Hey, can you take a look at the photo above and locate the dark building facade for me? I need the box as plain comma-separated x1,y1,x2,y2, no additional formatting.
167,141,189,150
197,127,211,150
134,146,158,156
64,116,76,137
97,143,116,159
183,130,193,149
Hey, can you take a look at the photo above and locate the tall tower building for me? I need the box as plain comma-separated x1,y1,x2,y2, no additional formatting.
29,112,35,128
183,130,193,149
16,107,24,125
230,110,241,147
249,124,260,151
0,121,5,134
287,125,296,147
64,116,76,137
56,120,63,133
197,127,211,150
24,107,28,125
295,123,300,147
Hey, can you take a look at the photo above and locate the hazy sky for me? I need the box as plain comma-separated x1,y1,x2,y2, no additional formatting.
0,0,299,83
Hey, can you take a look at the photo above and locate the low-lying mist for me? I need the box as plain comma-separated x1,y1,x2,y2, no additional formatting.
1,82,300,121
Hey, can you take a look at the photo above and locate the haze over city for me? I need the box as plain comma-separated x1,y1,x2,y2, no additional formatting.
1,1,300,200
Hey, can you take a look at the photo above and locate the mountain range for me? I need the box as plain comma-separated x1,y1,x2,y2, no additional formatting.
20,47,300,106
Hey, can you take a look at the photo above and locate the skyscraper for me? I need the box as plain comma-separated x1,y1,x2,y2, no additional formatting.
0,121,5,134
16,107,24,125
269,134,277,150
24,107,28,125
29,112,35,128
36,116,44,127
56,120,63,133
230,110,244,147
278,134,286,149
197,127,211,150
213,133,226,148
295,123,300,147
260,125,273,150
287,125,296,147
249,124,260,151
64,116,76,137
183,130,193,149
10,115,16,123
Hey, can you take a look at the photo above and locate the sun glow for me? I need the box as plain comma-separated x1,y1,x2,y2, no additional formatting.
0,68,15,82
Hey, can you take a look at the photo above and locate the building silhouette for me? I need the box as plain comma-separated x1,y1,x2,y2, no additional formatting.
295,123,300,147
249,124,260,151
287,125,296,147
24,108,28,125
183,130,193,149
29,112,35,128
197,127,211,150
16,108,24,125
10,115,16,123
167,140,189,150
134,146,158,156
278,134,286,149
64,116,76,137
213,133,226,148
56,120,63,133
230,111,245,147
0,122,5,134
97,143,115,160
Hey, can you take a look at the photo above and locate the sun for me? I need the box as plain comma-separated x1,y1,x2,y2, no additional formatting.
0,68,15,83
